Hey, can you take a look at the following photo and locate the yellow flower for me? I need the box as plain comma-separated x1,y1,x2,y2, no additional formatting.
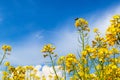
78,71,84,77
41,44,55,53
4,61,10,66
75,18,88,29
93,28,98,33
57,56,65,65
81,51,88,57
2,71,8,76
96,64,101,70
106,15,120,46
6,45,12,51
48,74,53,79
75,19,80,27
65,53,78,72
112,65,117,69
111,48,119,54
95,35,100,41
2,45,12,51
113,15,120,19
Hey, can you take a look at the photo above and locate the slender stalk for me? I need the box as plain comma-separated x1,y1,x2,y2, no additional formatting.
49,53,59,80
63,62,66,80
101,63,103,80
93,59,100,78
0,51,7,65
86,54,89,74
113,53,116,79
79,30,85,50
78,30,85,80
81,30,85,80
26,70,28,80
72,64,82,80
30,70,31,80
75,69,82,80
114,53,116,64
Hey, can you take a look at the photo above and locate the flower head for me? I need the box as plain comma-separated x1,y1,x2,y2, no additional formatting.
2,45,12,51
93,28,98,33
41,44,55,53
75,18,89,31
106,14,120,46
4,61,10,66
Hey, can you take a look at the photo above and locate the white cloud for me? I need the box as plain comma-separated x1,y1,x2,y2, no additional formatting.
34,65,63,80
34,65,42,71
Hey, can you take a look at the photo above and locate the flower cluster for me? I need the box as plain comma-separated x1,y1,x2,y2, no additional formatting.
41,44,55,54
75,18,88,27
65,53,78,73
106,15,120,46
0,45,12,65
2,45,12,52
57,56,65,65
3,62,40,80
41,44,60,80
75,18,90,32
57,16,120,80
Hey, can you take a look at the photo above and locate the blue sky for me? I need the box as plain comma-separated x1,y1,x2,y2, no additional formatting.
0,0,120,65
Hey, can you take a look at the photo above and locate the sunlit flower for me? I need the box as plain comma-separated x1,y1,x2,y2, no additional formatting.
93,28,98,33
2,45,12,51
4,61,10,66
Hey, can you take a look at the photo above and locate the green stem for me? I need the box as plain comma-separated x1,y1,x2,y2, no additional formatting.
114,53,116,65
63,62,66,80
86,55,89,74
49,53,59,80
78,30,85,80
81,30,85,80
101,63,103,80
75,69,82,80
30,70,31,80
0,51,6,65
72,64,82,80
81,30,85,50
89,56,100,78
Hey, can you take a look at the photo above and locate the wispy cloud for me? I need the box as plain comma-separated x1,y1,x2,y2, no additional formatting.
53,28,78,56
89,5,120,34
4,32,45,65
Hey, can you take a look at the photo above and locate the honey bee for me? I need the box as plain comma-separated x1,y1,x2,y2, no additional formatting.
75,18,79,21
